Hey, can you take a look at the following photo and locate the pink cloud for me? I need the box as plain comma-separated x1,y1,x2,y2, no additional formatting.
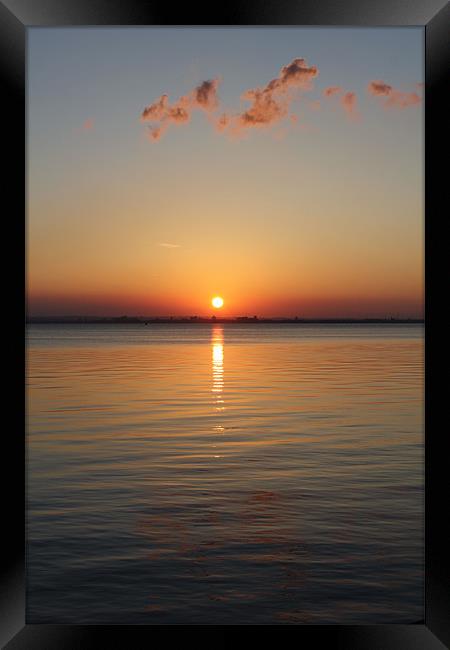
238,86,289,127
146,125,164,141
141,60,410,141
141,78,220,141
192,78,220,111
141,59,319,142
323,86,342,97
385,90,421,108
215,58,319,136
214,112,231,132
141,93,192,140
367,80,392,96
276,57,319,90
367,80,422,109
82,118,94,130
340,91,359,120
322,86,360,120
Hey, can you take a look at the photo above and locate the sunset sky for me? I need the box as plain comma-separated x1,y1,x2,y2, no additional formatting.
27,27,423,318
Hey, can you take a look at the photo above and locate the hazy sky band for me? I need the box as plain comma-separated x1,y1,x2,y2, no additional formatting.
27,27,423,318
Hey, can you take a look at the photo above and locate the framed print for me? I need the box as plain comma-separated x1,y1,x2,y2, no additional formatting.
1,0,449,646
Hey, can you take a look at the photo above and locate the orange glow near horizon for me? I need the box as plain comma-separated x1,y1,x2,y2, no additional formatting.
26,287,424,320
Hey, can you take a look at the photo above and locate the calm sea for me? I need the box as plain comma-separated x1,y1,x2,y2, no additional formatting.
26,323,424,624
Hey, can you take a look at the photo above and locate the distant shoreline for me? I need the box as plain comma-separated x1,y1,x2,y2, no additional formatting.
27,317,424,325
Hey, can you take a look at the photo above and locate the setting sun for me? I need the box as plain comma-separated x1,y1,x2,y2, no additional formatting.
212,296,224,309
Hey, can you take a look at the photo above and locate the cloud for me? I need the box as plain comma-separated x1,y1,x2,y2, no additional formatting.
323,86,342,97
340,91,359,119
157,242,181,248
214,112,231,132
192,79,220,111
386,90,421,108
82,118,94,130
367,80,422,109
141,78,220,140
147,125,164,141
141,63,421,142
281,58,318,86
142,93,191,140
238,87,288,127
322,86,360,120
141,58,319,141
367,80,392,96
217,58,319,136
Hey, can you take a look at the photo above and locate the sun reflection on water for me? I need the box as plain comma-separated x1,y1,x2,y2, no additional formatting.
211,326,224,413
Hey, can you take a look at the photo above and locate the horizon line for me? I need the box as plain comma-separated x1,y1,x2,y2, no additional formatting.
27,315,424,324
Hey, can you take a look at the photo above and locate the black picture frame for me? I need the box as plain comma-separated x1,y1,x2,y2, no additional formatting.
2,0,448,645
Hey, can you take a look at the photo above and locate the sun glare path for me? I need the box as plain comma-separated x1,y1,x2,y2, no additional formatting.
211,327,224,413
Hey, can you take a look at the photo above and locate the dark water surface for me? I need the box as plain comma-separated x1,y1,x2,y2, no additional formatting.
27,324,424,624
